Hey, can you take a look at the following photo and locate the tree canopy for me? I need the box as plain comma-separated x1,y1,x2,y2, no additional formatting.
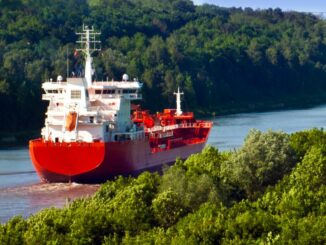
1,0,326,135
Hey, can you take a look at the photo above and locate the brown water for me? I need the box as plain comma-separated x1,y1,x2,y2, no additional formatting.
0,104,325,223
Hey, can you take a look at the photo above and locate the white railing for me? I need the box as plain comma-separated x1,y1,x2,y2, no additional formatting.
46,105,114,113
145,122,212,133
90,94,142,100
42,94,65,101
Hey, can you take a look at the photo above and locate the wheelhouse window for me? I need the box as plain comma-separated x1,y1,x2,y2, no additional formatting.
95,89,116,95
104,89,115,94
71,90,81,99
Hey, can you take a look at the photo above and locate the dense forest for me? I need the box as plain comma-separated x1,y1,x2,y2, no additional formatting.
1,128,325,243
1,0,326,135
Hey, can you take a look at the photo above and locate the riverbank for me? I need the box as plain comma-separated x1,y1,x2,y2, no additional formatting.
197,93,326,117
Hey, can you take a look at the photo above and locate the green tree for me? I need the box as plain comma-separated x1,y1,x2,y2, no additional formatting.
222,129,297,200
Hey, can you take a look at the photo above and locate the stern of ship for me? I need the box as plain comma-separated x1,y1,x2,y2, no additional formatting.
29,139,105,182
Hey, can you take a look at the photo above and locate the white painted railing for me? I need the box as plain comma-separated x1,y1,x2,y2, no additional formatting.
145,122,212,133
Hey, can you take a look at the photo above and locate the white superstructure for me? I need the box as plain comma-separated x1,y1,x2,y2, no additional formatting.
41,25,143,143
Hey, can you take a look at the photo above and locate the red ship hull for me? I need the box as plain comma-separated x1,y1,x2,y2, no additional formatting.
29,137,208,183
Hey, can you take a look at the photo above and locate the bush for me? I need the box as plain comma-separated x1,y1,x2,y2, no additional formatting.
222,129,297,200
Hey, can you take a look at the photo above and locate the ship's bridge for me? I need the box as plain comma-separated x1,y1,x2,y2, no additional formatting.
90,80,142,101
41,78,67,101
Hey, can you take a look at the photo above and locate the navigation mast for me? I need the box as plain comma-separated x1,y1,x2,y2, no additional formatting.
76,25,101,87
174,87,184,116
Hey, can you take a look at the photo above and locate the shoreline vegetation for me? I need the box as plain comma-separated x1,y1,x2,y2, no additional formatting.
198,93,326,117
1,128,325,244
2,0,326,139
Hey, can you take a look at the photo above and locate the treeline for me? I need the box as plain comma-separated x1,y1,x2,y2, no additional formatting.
1,128,325,244
1,0,326,132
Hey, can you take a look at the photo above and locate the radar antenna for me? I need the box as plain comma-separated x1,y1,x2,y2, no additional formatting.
76,24,101,87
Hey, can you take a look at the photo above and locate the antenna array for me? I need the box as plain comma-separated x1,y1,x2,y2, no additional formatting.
76,24,101,55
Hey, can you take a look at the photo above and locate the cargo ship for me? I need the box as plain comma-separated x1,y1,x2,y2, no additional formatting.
29,26,212,183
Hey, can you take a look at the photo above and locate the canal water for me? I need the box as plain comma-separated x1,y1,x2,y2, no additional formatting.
0,104,325,223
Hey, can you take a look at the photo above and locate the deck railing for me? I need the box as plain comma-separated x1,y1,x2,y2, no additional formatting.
145,121,212,133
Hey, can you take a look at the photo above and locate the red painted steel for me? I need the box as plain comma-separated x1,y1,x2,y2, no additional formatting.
29,134,210,183
30,107,212,183
30,140,105,176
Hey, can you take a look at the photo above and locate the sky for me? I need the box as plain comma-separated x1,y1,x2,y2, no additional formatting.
192,0,326,13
